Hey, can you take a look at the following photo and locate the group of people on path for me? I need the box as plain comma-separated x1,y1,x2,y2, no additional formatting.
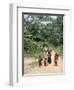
38,47,59,67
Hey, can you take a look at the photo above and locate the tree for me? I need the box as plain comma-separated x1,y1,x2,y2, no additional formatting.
23,14,63,54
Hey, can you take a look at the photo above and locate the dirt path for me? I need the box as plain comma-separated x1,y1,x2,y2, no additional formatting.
24,51,64,75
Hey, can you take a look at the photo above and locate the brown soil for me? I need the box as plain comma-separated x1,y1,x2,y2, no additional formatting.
24,51,64,75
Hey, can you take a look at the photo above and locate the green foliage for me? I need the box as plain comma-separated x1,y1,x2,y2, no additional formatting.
23,15,63,58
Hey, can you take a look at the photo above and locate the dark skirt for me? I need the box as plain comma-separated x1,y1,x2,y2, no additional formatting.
48,56,51,64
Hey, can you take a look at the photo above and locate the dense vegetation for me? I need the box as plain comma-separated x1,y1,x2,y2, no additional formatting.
23,14,63,58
